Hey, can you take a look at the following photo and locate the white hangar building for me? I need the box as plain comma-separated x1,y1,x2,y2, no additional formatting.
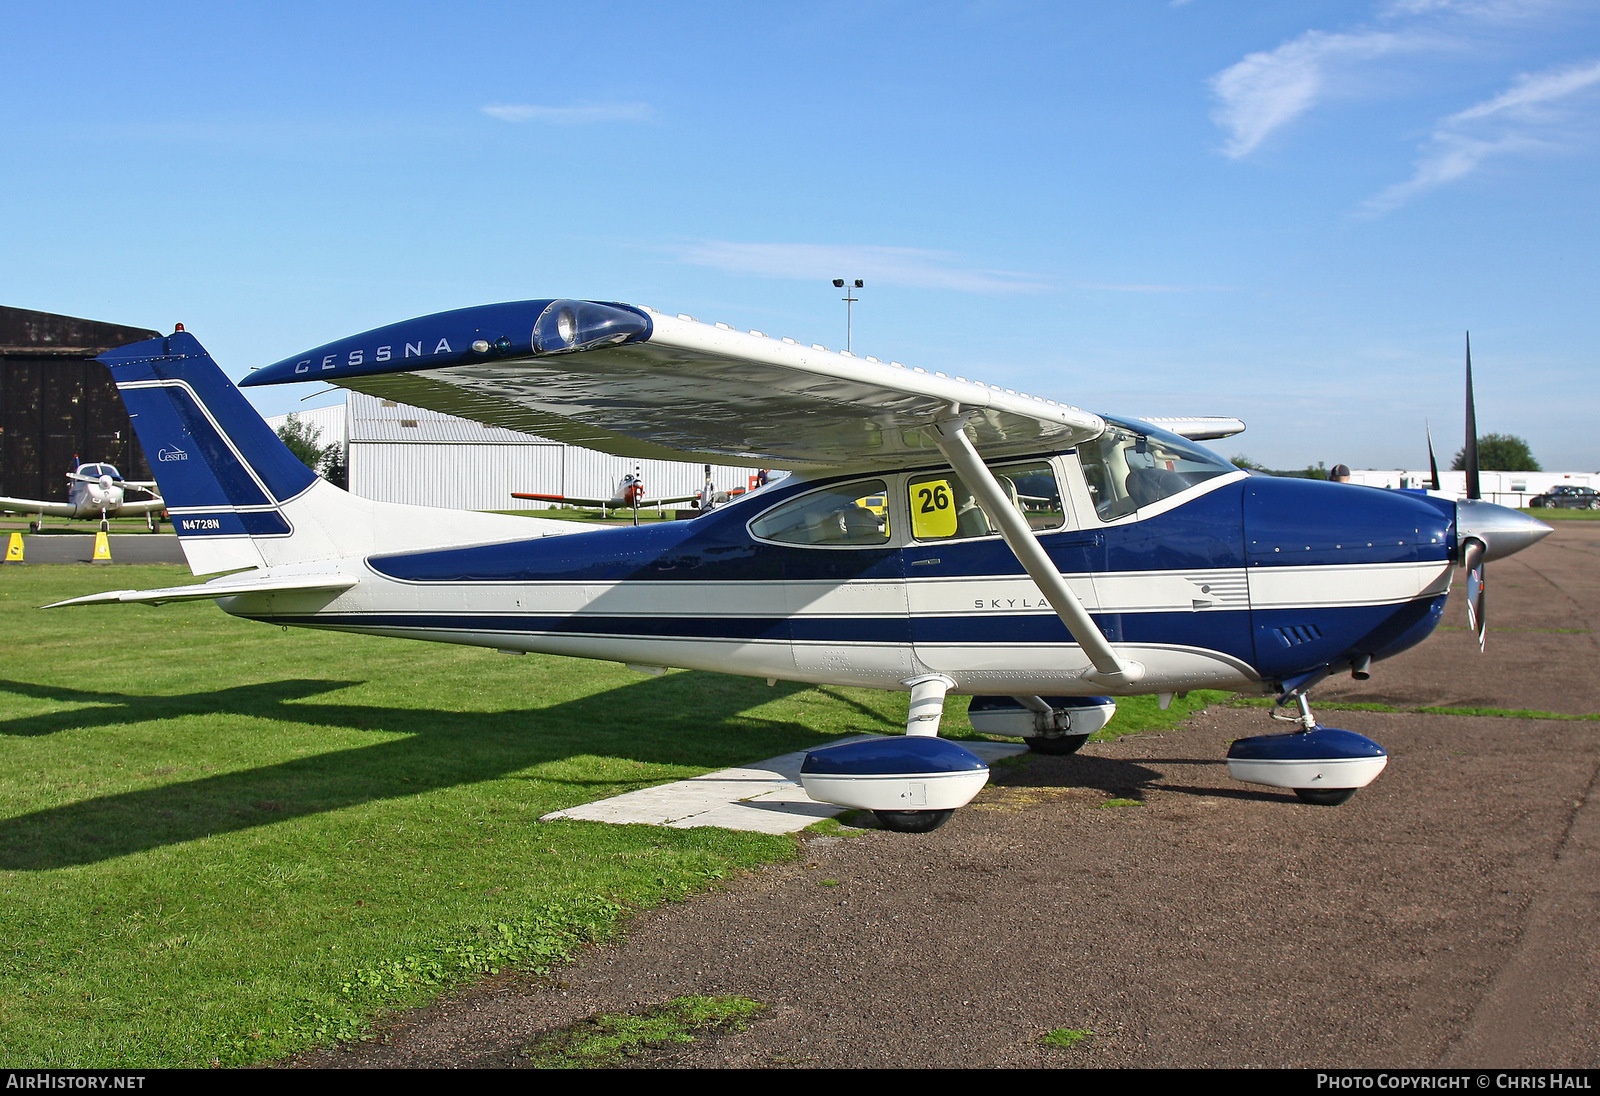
266,392,761,512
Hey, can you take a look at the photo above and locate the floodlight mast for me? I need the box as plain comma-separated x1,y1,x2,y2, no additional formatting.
831,278,863,354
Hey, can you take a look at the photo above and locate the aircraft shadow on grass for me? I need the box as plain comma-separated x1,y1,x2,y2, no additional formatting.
0,673,839,871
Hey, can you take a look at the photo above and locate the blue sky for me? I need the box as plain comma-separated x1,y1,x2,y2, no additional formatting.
4,1,1597,470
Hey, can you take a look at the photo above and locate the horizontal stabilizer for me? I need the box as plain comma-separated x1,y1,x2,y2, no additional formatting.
44,573,357,608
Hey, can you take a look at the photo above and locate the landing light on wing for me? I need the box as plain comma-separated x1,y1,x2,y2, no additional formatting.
532,300,650,356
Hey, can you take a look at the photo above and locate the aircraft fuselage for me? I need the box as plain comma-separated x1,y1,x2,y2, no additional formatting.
228,461,1456,698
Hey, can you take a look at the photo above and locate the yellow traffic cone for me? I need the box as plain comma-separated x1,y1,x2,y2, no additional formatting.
4,532,22,563
92,531,112,562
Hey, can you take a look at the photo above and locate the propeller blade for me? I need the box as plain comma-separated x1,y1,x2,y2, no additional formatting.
1426,420,1441,491
1462,537,1486,650
1464,333,1481,501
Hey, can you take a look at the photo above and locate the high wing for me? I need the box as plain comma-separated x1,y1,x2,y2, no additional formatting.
243,300,1111,470
0,496,80,519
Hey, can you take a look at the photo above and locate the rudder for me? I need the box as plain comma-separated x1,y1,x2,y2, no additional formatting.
101,331,318,573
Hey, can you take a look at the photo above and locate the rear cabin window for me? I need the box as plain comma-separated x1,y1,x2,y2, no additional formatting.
749,480,891,546
1078,419,1234,521
907,461,1063,541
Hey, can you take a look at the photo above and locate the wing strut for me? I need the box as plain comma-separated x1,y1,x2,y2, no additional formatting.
932,413,1144,688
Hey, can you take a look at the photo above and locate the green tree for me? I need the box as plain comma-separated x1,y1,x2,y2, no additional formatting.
319,446,348,490
1451,434,1540,472
1228,453,1266,471
276,415,330,473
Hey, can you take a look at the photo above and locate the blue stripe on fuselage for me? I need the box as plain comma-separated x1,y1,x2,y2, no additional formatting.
368,475,1263,585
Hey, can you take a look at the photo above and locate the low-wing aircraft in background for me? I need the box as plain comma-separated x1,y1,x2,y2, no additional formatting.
51,300,1551,831
1,462,165,532
511,468,757,522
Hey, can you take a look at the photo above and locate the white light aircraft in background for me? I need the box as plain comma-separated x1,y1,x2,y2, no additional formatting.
2,462,165,532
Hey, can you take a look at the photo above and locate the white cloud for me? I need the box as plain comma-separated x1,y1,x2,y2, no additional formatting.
674,241,1051,294
1379,0,1566,19
1208,0,1571,157
1210,29,1431,158
1365,56,1600,211
481,102,653,125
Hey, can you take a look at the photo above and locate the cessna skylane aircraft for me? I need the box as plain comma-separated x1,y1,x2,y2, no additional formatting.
51,301,1551,831
1,462,165,531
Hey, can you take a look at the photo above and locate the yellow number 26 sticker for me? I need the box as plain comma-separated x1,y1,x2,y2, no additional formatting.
909,478,957,539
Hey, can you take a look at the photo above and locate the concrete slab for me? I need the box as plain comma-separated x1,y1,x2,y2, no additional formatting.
541,736,1030,833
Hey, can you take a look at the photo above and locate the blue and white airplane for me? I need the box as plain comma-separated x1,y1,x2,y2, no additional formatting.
1,462,165,532
50,300,1551,831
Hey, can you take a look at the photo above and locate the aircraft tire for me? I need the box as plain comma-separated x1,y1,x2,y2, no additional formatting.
100,520,109,532
1293,787,1358,806
872,809,954,833
1024,733,1090,756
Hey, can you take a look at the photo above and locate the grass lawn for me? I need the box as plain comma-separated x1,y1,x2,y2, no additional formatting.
0,563,1215,1067
1531,507,1600,520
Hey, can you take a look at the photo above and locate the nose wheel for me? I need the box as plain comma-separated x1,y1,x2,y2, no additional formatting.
1226,693,1389,805
1293,787,1358,806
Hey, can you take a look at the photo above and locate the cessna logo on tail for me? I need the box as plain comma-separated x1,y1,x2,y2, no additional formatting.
157,447,188,462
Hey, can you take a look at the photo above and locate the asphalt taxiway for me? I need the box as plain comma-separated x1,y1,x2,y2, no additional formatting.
276,518,1598,1068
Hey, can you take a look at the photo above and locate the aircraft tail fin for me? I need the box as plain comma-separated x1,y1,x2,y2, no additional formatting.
101,331,570,575
101,332,321,573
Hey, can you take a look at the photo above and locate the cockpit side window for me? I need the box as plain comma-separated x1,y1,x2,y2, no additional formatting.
907,461,1063,541
1078,420,1233,521
749,479,891,547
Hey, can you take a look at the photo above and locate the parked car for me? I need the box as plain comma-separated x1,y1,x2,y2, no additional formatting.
1529,484,1600,509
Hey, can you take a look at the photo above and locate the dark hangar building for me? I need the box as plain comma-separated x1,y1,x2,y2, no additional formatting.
0,305,160,501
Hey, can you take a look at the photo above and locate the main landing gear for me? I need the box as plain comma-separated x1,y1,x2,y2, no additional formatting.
1225,694,1388,806
798,674,990,833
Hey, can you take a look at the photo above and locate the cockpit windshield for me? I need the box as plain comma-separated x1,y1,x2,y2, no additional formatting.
77,464,120,479
1077,418,1235,521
